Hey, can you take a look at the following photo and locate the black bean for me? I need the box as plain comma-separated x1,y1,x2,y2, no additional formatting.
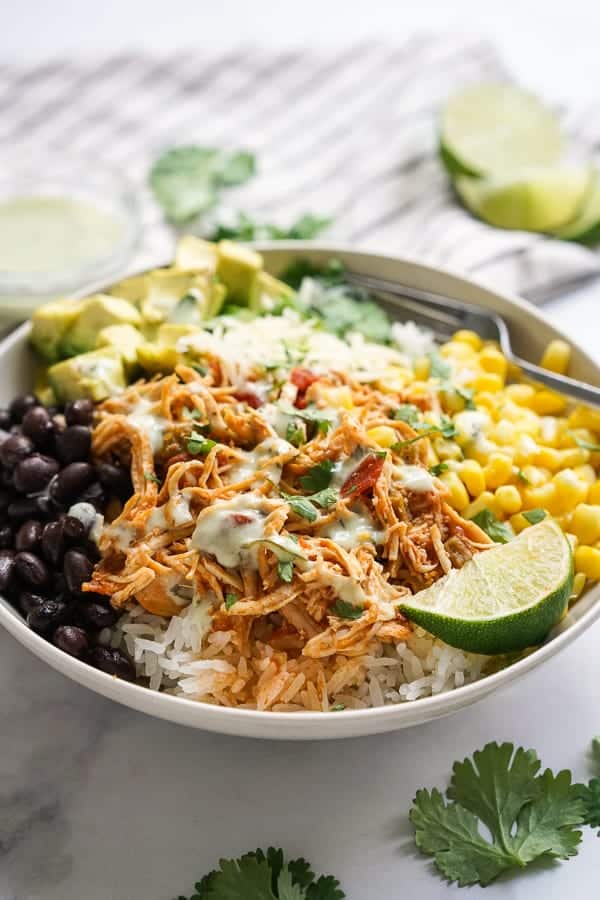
95,462,132,500
14,454,59,494
14,551,50,589
0,408,11,430
41,520,65,566
21,406,55,449
79,600,118,629
63,549,93,593
0,525,13,549
0,468,15,488
27,598,68,634
89,646,134,680
0,434,34,468
50,462,94,506
62,515,85,543
52,571,67,595
0,549,16,591
18,591,46,617
15,519,43,552
9,393,39,424
7,497,41,522
77,481,106,510
0,489,13,513
64,398,94,427
55,426,91,464
53,624,89,658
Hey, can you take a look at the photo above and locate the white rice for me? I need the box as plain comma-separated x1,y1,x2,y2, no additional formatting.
110,604,488,710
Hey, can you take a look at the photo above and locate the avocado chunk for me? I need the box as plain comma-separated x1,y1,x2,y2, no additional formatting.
96,324,144,375
108,274,149,306
30,299,84,362
137,343,180,375
141,269,204,325
48,348,126,402
175,235,218,272
251,271,297,313
216,241,263,305
157,323,199,344
61,294,141,356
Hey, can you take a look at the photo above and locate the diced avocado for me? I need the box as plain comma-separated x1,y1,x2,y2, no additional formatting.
33,367,56,406
96,324,144,375
206,280,227,319
251,271,297,313
141,269,203,325
137,343,180,375
175,235,218,272
108,274,149,306
216,241,263,305
167,291,207,326
30,298,84,362
61,294,141,356
48,348,126,403
157,323,199,344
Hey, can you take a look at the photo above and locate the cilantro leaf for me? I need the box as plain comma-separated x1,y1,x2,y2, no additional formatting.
470,508,514,543
430,462,448,476
187,433,217,455
281,494,318,523
300,460,334,492
144,472,161,484
331,599,363,619
428,351,452,380
225,593,239,610
310,487,338,508
517,468,531,485
286,421,307,447
573,434,600,452
278,559,294,583
593,736,600,768
209,212,332,242
454,385,476,410
391,416,457,449
411,742,586,887
392,404,420,426
177,848,345,900
522,508,547,525
150,146,256,225
581,778,600,830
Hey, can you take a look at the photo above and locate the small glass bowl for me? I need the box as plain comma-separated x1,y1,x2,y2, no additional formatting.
0,156,141,321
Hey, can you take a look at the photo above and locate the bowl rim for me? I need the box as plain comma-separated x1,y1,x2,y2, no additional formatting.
2,240,599,738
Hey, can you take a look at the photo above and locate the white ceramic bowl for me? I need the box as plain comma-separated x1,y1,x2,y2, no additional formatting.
1,243,599,740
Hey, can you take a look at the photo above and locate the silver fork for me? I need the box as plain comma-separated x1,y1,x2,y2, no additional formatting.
347,273,600,407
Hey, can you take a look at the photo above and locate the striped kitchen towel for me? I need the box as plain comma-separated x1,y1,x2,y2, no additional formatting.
2,33,599,301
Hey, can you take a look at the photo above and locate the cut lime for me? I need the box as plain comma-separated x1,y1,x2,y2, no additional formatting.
455,166,591,232
440,83,563,177
400,519,573,654
553,169,600,244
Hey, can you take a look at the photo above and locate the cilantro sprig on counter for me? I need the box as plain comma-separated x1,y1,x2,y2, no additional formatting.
411,741,587,887
209,211,332,242
174,847,345,900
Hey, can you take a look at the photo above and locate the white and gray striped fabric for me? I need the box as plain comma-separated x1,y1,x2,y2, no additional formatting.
2,34,599,301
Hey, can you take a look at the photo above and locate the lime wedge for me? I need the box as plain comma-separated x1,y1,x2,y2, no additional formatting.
553,169,600,244
455,166,590,232
400,519,573,654
440,83,563,177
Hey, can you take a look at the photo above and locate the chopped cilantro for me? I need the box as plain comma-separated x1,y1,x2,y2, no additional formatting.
430,462,449,476
191,363,208,377
183,407,203,421
281,494,318,523
470,508,514,543
391,416,457,449
286,421,307,447
299,460,334,492
454,385,476,410
278,559,294,583
411,741,587,887
332,599,363,619
175,847,346,900
225,593,239,610
522,508,547,525
392,404,420,425
187,432,216,455
517,468,531,485
330,704,346,712
428,351,452,380
144,472,161,484
573,434,600,452
310,487,339,508
209,211,332,242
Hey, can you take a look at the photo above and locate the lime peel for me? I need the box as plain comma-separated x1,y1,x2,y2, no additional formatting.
400,519,573,654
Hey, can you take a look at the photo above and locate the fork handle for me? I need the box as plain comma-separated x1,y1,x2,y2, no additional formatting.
513,356,600,407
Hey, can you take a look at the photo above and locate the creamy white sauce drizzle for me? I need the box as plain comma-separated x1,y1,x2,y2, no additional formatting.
322,513,384,550
191,492,268,569
228,436,296,485
129,399,169,453
394,464,435,493
453,409,490,442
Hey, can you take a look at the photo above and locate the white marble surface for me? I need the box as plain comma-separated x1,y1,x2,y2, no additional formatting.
2,3,600,899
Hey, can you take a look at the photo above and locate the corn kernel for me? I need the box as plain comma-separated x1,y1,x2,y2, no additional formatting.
513,435,539,466
319,385,354,409
519,465,547,487
533,446,562,471
478,347,508,378
440,341,476,361
376,366,413,394
433,437,463,461
473,372,504,393
484,452,513,489
568,406,600,433
575,545,600,580
458,459,486,497
574,464,596,485
504,383,536,406
366,425,397,448
558,447,590,468
510,512,530,533
491,421,519,445
539,417,560,447
529,390,568,416
570,504,600,545
453,329,482,350
588,481,600,505
552,469,589,512
522,483,557,513
413,356,430,380
570,571,587,600
495,485,522,514
464,491,498,519
540,339,571,375
472,392,498,415
441,471,470,512
467,436,498,466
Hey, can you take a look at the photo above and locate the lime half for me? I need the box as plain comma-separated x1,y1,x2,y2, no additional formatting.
553,169,600,244
400,519,573,654
440,83,563,177
455,166,590,232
